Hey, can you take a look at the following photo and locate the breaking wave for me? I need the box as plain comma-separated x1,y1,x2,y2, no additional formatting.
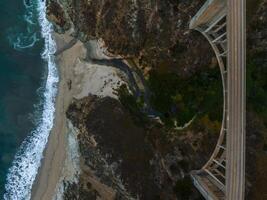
4,0,59,199
7,0,39,51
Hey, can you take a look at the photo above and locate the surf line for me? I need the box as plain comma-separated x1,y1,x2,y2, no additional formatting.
4,0,59,199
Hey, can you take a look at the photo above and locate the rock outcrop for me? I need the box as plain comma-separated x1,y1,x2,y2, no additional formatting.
47,0,267,199
47,0,212,76
65,95,214,199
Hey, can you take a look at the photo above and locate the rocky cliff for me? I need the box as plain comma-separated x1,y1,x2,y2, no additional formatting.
47,0,267,199
47,0,213,76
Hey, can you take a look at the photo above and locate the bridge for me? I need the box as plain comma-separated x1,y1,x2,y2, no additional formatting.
189,0,246,199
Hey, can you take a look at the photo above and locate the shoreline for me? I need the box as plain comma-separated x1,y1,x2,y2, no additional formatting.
31,33,84,200
31,32,127,199
3,1,60,199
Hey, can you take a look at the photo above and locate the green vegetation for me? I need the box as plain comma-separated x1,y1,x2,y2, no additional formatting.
194,114,221,134
247,51,267,122
247,0,263,21
173,176,194,200
147,66,223,127
247,50,267,152
117,84,148,125
117,64,224,133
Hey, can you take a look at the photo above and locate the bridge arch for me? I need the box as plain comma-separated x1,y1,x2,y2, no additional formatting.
190,11,228,199
189,0,246,199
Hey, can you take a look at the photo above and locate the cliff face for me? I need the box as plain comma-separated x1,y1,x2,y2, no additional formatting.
64,94,220,199
47,0,267,199
47,0,212,75
66,96,160,199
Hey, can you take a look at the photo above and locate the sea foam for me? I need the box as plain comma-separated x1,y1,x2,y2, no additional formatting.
4,0,59,199
7,0,39,51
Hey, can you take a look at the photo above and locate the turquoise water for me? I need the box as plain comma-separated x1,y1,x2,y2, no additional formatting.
0,0,58,199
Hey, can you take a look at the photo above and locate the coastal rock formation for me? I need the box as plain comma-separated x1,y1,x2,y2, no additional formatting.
47,0,70,32
65,95,215,199
46,0,267,199
66,95,157,199
45,1,221,199
47,0,212,76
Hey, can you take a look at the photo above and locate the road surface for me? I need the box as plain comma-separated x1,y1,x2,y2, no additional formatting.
226,0,246,199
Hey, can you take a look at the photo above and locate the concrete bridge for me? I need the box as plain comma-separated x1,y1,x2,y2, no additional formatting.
189,0,246,199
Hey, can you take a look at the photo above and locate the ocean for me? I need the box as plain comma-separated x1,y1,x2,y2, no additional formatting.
0,0,58,199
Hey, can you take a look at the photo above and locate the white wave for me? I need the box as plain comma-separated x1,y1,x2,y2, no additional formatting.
12,33,39,50
4,0,59,199
24,11,36,25
23,0,32,8
8,0,38,51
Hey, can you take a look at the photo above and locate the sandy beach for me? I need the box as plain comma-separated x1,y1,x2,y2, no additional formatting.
30,33,82,200
31,32,126,200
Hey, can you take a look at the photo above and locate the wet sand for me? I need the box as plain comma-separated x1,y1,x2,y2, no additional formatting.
31,33,126,200
31,33,86,200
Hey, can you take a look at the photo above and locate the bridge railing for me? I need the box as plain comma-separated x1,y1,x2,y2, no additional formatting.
189,1,228,199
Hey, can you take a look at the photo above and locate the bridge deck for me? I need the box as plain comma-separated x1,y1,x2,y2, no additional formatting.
190,0,226,29
190,0,246,199
226,0,246,199
192,172,225,200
